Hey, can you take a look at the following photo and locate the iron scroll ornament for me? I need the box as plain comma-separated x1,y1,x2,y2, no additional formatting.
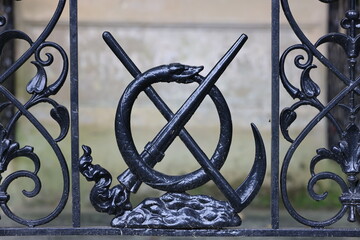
80,33,266,228
280,0,360,227
0,0,69,227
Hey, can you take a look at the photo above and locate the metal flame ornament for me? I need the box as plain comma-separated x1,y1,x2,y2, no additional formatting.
80,32,266,229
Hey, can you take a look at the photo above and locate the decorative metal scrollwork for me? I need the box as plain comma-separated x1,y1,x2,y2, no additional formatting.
80,32,266,228
280,0,360,227
0,0,69,227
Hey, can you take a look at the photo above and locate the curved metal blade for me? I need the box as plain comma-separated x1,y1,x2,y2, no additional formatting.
235,123,267,212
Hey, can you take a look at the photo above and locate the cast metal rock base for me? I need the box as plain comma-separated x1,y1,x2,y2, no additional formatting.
111,192,241,229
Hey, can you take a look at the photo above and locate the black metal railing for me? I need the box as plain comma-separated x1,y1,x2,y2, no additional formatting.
280,0,360,228
0,0,69,228
0,0,359,238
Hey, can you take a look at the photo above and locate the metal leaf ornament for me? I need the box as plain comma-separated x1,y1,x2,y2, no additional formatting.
280,108,297,142
300,65,320,98
0,126,11,174
26,61,47,94
0,125,40,179
50,105,70,142
332,124,360,174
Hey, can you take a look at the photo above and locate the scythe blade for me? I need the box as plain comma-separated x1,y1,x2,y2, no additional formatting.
234,123,267,212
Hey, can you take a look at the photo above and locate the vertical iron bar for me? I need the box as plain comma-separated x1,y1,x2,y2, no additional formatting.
70,0,80,227
271,0,280,229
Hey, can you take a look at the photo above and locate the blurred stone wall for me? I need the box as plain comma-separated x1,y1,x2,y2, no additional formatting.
13,0,328,208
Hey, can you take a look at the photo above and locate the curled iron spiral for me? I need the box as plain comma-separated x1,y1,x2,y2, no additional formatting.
0,0,69,227
280,0,360,227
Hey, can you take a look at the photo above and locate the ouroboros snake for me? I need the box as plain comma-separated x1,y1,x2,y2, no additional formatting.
115,63,266,207
115,63,232,192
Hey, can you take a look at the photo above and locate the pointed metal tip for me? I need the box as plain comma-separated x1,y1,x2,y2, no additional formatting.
205,33,248,82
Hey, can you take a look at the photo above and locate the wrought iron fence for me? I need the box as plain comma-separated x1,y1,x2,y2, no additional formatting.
0,0,359,238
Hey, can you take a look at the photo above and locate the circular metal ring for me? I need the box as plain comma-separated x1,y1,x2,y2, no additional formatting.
115,64,232,192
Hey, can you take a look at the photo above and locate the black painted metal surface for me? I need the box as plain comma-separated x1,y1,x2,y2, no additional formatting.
79,33,267,228
280,0,360,228
0,0,358,237
0,1,15,138
0,0,69,227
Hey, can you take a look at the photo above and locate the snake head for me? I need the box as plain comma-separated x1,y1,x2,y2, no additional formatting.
168,63,203,83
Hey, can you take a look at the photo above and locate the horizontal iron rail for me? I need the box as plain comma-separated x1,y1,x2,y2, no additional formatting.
0,228,359,237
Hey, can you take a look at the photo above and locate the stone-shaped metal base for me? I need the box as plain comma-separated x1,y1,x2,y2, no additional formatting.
111,192,241,229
